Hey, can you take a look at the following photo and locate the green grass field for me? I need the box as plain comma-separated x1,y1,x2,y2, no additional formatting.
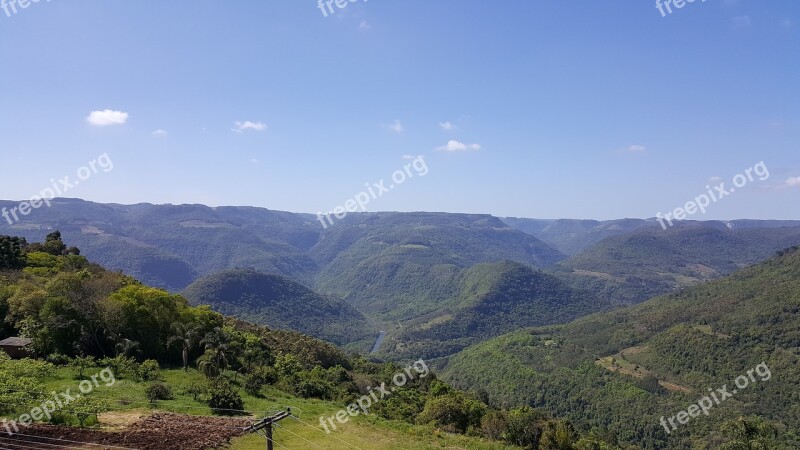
6,366,521,450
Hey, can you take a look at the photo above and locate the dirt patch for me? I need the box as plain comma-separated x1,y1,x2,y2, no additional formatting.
16,413,251,449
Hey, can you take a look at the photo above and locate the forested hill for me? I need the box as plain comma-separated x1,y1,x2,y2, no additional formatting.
183,268,376,348
386,261,609,360
551,222,800,305
442,245,800,449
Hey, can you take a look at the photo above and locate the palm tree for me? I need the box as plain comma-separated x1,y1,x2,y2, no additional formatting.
167,322,202,371
198,328,230,378
113,337,141,359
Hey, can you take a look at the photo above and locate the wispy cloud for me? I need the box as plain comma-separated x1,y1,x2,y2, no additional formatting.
233,121,267,132
152,129,168,137
786,177,800,187
87,109,129,126
359,20,371,30
385,120,405,133
439,121,457,131
436,140,480,152
625,144,647,153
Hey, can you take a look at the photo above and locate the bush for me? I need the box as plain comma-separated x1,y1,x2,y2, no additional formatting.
98,356,139,380
207,379,244,415
417,393,485,434
70,355,96,379
245,366,277,396
46,353,71,366
182,383,208,402
294,373,335,400
146,382,173,404
139,360,161,381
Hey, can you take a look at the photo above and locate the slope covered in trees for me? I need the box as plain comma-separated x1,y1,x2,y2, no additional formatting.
552,222,800,305
386,261,609,360
183,268,375,348
442,246,800,449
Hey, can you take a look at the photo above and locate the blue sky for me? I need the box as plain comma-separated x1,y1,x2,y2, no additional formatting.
0,0,798,220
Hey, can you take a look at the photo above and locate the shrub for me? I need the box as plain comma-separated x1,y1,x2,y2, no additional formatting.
46,353,71,366
294,372,335,400
70,355,96,379
417,393,485,434
182,383,208,402
207,379,244,415
139,360,161,381
245,366,277,396
146,382,173,404
98,356,139,380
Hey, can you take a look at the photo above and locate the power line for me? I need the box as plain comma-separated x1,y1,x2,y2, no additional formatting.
0,435,84,449
244,410,291,450
290,414,364,450
6,433,136,450
274,423,325,449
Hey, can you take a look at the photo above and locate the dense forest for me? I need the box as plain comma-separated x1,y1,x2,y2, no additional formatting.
443,246,800,449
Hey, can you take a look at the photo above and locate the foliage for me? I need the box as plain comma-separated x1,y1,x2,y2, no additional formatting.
443,247,800,449
244,366,277,396
206,378,244,415
146,382,174,404
183,269,375,346
139,359,161,381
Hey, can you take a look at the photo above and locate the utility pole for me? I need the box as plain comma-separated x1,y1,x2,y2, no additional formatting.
245,409,291,450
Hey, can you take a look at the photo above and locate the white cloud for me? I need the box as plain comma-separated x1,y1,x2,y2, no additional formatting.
709,176,724,183
233,121,267,132
402,154,422,160
786,177,800,187
436,140,481,152
250,158,260,164
152,129,168,137
359,20,372,30
439,121,457,131
385,120,404,133
625,145,647,153
87,109,129,126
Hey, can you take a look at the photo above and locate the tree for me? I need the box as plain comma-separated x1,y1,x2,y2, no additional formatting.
167,322,202,371
539,420,578,450
42,231,67,256
506,407,546,449
720,417,780,450
0,235,27,269
198,328,231,378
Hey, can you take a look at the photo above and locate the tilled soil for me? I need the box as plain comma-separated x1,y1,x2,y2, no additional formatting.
3,413,251,449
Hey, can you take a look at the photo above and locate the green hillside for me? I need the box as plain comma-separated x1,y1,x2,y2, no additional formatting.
552,222,800,305
442,246,800,449
311,212,566,320
183,269,376,348
387,261,609,360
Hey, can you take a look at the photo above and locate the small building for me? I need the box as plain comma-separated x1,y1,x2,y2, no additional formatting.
0,337,33,359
